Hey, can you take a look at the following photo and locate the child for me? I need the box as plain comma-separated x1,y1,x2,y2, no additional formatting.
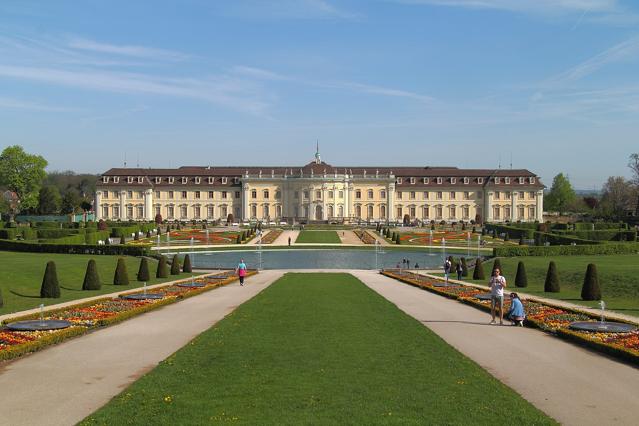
507,293,525,327
236,259,247,286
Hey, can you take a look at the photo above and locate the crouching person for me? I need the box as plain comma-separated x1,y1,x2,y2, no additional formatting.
507,293,525,327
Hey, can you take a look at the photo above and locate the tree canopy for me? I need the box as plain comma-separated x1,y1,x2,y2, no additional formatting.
544,173,576,214
0,145,48,211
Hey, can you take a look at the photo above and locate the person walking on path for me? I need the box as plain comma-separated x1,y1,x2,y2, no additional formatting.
489,267,507,325
444,258,452,282
236,259,247,286
288,236,291,246
507,292,525,327
456,261,463,280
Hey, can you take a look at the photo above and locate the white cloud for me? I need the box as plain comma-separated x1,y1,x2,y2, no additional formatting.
215,0,358,20
395,0,618,14
0,96,76,112
67,37,190,61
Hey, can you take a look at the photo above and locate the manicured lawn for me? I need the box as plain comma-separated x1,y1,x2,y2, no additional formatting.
462,255,639,316
0,252,197,315
295,230,341,243
82,273,554,425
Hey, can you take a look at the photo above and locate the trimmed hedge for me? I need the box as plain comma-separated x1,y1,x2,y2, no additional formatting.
0,239,150,256
544,261,560,293
183,254,192,273
113,258,130,285
515,261,528,288
170,254,181,275
472,258,485,280
82,259,101,290
581,263,601,301
494,242,639,257
41,261,61,298
156,256,169,278
137,257,150,281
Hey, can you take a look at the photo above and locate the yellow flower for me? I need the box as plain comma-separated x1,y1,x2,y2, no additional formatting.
164,396,173,403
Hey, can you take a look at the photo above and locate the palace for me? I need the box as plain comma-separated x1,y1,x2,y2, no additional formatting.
95,148,544,224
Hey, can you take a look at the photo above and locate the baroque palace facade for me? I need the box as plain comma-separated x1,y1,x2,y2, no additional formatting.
95,150,544,224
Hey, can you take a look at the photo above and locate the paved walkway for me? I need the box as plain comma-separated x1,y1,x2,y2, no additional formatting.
339,230,364,245
270,230,299,246
351,270,639,426
0,270,284,426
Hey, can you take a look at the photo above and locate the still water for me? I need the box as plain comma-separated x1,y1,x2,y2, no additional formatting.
185,249,444,270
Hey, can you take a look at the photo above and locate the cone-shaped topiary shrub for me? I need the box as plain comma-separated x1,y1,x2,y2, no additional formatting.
461,257,468,277
82,259,101,290
134,232,140,241
41,261,61,298
120,235,126,245
183,254,192,273
504,233,510,241
450,257,458,274
581,263,602,301
395,233,401,244
544,261,560,292
515,261,528,288
519,236,525,245
113,258,129,285
236,234,241,244
473,258,485,280
137,257,150,281
156,255,169,278
170,254,181,275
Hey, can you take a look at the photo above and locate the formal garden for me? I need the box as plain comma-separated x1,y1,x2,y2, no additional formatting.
295,230,342,244
80,273,553,425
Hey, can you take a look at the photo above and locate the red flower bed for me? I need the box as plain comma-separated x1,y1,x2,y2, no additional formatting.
261,229,282,244
354,230,376,244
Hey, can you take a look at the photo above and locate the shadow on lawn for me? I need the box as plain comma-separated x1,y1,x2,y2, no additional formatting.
9,290,41,299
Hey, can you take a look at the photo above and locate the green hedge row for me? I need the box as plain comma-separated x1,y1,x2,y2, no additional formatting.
36,228,83,239
494,242,639,257
0,239,150,255
110,223,156,237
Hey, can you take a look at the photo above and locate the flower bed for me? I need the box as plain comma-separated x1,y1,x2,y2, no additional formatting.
354,229,376,244
382,270,639,365
261,229,282,244
132,230,242,246
394,230,515,247
0,270,256,362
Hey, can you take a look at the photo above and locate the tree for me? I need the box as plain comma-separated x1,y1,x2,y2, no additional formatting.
515,261,527,288
60,189,83,214
156,256,169,278
82,259,101,290
581,263,601,301
170,254,181,275
544,173,576,214
40,261,61,298
183,254,192,273
544,261,560,293
155,213,163,224
227,213,234,224
137,258,150,281
473,258,485,280
37,185,62,214
0,145,48,212
599,176,637,218
113,258,129,285
98,219,108,231
630,153,639,215
120,235,126,245
460,257,468,277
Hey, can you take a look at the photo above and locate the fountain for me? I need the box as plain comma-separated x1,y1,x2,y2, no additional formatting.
120,282,165,300
429,229,433,255
178,274,206,288
205,228,210,245
569,300,637,333
6,303,72,331
467,232,471,257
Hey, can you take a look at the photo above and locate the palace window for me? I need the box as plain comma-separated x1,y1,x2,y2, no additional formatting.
208,191,214,199
181,177,188,184
338,205,344,217
221,206,228,218
251,190,257,199
436,206,443,219
355,190,361,199
423,206,429,218
396,206,402,218
264,205,270,218
396,177,402,184
195,191,200,199
529,206,536,218
155,191,160,199
529,177,536,184
208,177,214,184
368,205,374,219
494,177,500,184
194,206,201,218
102,176,109,183
167,206,174,218
451,177,456,184
264,190,270,199
339,190,344,198
181,206,188,218
519,191,525,199
463,191,470,200
380,205,386,218
450,205,456,219
137,191,143,199
155,206,161,216
221,177,228,184
113,176,119,183
436,191,442,200
504,206,511,218
304,191,309,199
168,177,174,184
450,191,456,200
102,206,109,218
505,177,511,184
235,191,240,199
207,206,214,218
529,192,535,199
127,191,133,199
396,192,402,200
127,206,133,218
518,206,525,219
463,206,469,219
127,176,133,184
410,191,416,200
195,177,201,184
477,177,483,184
222,191,228,199
137,206,144,218
519,177,525,184
437,177,443,184
423,177,429,184
168,191,174,199
316,190,322,199
355,205,362,218
103,190,109,199
423,191,429,199
113,205,119,217
494,192,500,200
368,190,373,199
410,177,416,184
463,177,469,184
155,177,162,184
493,206,500,220
410,206,416,218
506,191,511,198
380,190,386,198
182,191,187,199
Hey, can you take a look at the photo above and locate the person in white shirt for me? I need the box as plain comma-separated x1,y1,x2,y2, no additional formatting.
489,267,507,325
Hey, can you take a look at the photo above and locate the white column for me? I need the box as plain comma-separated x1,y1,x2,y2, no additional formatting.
387,182,395,221
511,191,516,222
95,190,102,220
333,185,337,221
322,185,327,220
536,190,544,222
242,184,249,221
119,190,126,220
145,189,153,221
347,184,354,221
486,191,493,222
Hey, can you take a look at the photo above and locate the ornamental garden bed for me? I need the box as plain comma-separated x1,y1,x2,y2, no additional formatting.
133,230,244,246
0,271,256,362
382,270,639,366
353,229,376,244
380,230,516,247
260,229,282,244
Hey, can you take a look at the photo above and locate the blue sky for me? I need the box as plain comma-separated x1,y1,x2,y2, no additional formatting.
1,0,638,189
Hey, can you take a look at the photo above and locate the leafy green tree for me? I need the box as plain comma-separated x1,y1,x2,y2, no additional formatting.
60,189,83,214
38,185,62,214
599,176,637,218
544,173,576,214
0,145,48,212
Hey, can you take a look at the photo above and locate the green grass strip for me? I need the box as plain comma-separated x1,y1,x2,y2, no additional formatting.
295,230,341,244
83,273,553,425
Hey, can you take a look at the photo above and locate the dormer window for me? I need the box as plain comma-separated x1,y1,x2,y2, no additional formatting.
137,176,144,183
529,177,536,184
505,177,510,184
396,177,402,184
102,176,109,183
155,177,161,184
494,177,500,184
208,177,214,184
477,177,483,184
451,177,457,184
519,177,525,184
113,176,119,183
168,177,174,184
181,177,188,184
463,177,469,184
234,177,240,184
437,177,443,184
127,176,133,184
410,177,416,184
221,177,228,184
195,177,201,184
423,177,429,184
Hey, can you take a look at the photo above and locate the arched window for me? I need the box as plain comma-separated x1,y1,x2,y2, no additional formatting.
328,205,334,217
264,205,270,218
355,205,362,218
380,205,386,219
367,190,373,199
276,205,282,218
338,205,344,217
367,205,373,219
251,205,257,218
